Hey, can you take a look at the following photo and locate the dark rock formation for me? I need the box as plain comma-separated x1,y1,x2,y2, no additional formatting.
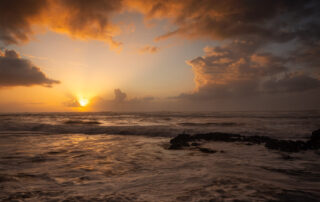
197,147,217,154
307,129,320,149
64,120,101,125
169,129,320,153
169,134,191,149
265,140,307,152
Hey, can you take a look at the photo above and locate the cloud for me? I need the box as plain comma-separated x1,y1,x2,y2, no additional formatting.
2,0,319,50
0,0,123,49
114,88,127,102
1,0,319,110
130,0,320,97
89,89,158,111
178,43,320,100
289,41,320,72
131,0,320,44
139,45,159,54
0,0,47,44
0,49,60,87
133,0,317,104
263,73,320,93
188,42,287,89
63,95,81,108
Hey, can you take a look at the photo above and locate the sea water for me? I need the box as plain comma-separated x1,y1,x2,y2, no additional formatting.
0,111,319,201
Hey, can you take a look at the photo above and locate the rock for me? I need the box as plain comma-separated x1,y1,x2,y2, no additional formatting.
168,129,320,153
193,132,242,142
307,129,320,149
198,147,217,154
64,120,101,124
281,154,295,160
265,140,307,153
191,142,200,146
169,134,191,149
243,135,273,144
168,132,241,150
311,129,320,140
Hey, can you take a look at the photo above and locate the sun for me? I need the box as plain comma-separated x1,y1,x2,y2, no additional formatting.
78,98,89,107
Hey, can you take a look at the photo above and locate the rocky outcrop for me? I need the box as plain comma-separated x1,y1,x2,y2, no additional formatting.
308,129,320,149
169,129,320,153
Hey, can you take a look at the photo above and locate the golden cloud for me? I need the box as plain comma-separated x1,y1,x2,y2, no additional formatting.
0,0,123,49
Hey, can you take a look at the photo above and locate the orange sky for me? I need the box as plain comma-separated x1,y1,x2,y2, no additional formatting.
0,0,319,112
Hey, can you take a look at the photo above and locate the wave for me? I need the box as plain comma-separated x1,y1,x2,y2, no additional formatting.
1,111,320,119
179,122,241,127
1,111,320,139
0,122,183,137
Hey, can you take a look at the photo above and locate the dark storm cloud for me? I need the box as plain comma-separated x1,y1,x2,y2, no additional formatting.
178,79,260,100
2,0,319,47
263,73,320,93
0,0,47,44
135,0,320,102
133,0,320,44
289,42,320,72
0,49,60,87
177,40,320,100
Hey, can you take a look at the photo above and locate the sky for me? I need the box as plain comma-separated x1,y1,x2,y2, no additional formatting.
0,0,319,112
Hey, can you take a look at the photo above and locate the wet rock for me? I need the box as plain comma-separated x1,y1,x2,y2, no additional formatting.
168,129,320,153
272,190,319,202
193,132,242,142
0,174,15,183
311,129,320,141
29,155,50,163
242,135,273,144
168,134,191,149
307,129,320,149
281,154,295,160
265,140,307,153
198,147,217,154
64,120,101,125
169,132,247,151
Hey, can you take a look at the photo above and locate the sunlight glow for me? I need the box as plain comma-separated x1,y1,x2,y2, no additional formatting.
78,98,89,107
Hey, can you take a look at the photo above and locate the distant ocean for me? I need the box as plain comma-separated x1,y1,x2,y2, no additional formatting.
0,111,320,201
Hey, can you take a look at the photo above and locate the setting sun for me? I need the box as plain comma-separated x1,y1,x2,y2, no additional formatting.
78,98,89,107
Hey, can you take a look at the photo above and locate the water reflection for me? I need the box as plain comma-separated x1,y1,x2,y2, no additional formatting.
0,133,319,201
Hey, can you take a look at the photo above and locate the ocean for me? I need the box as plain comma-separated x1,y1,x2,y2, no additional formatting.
0,111,319,201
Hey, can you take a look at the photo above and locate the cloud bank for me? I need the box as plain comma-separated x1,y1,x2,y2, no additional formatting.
131,0,320,43
136,0,320,107
1,0,319,47
0,49,60,87
177,42,320,100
